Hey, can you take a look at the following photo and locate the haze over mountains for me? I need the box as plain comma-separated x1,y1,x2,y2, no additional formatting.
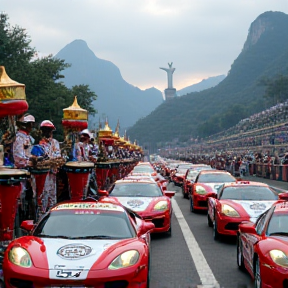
56,40,164,132
127,11,288,149
56,40,226,133
177,75,226,96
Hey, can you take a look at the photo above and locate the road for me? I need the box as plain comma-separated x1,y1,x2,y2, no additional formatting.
149,177,288,288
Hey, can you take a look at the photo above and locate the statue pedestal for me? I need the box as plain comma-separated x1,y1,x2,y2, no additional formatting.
164,88,176,100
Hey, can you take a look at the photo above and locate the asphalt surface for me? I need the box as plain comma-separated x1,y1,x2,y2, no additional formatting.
242,174,288,192
149,175,288,288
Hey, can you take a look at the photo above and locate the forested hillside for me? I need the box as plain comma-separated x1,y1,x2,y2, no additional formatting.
127,11,288,150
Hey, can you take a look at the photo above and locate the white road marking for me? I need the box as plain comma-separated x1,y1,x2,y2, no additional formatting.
172,198,220,288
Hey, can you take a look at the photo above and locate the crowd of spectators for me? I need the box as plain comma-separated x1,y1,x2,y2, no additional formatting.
160,100,288,171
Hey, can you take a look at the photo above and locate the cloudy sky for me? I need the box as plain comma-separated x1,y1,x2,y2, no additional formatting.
2,0,288,91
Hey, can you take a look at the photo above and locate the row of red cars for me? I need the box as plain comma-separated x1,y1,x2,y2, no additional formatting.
156,157,288,288
2,161,174,288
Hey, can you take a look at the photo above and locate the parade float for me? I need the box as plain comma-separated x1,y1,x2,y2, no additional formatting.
0,66,28,245
61,96,94,200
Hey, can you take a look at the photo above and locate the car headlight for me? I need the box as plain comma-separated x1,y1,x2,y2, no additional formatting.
9,247,32,268
195,186,207,195
221,204,240,217
154,200,168,211
270,250,288,267
108,250,140,270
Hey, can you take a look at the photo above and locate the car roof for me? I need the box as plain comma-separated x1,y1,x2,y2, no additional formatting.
123,175,156,182
136,162,152,166
115,178,156,184
274,201,288,213
222,181,269,188
51,201,126,213
198,170,232,175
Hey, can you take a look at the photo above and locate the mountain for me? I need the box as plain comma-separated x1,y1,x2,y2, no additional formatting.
127,11,288,150
55,40,164,132
177,75,226,96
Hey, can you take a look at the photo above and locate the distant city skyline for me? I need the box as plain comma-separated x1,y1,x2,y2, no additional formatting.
2,0,288,91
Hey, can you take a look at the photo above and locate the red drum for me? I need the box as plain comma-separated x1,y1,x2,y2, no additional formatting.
94,162,112,190
64,161,94,201
0,168,27,241
30,169,49,219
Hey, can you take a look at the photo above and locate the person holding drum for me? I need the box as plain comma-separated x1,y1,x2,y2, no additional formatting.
74,129,93,162
13,114,35,169
39,120,61,209
13,113,36,220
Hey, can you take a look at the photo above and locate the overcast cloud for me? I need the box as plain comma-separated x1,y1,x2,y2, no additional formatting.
2,0,288,91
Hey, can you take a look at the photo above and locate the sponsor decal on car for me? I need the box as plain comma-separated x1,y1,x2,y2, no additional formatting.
57,244,92,259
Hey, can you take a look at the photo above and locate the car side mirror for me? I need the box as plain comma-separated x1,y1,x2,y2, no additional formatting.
139,221,155,236
164,191,175,198
20,220,35,231
239,221,256,234
97,189,109,197
206,192,217,198
278,192,288,201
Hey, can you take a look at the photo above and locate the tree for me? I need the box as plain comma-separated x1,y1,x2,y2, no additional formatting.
261,74,288,105
0,13,35,79
70,85,97,116
0,13,98,141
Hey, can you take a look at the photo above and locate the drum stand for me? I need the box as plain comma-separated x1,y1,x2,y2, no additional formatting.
31,169,49,221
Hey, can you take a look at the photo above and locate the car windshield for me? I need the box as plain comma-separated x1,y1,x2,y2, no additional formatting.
176,169,187,174
187,170,200,180
267,214,288,236
33,210,135,239
110,183,163,197
133,165,155,173
198,173,236,183
220,186,277,200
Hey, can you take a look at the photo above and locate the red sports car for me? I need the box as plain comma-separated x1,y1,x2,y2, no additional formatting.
182,165,213,199
207,181,279,240
2,199,154,288
189,170,237,212
104,178,175,235
237,199,288,288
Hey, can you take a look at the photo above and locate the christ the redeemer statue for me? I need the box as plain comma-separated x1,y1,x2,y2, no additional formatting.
160,62,175,89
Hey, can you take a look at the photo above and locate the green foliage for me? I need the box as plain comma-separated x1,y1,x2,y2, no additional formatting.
0,13,98,141
259,74,288,105
70,85,97,116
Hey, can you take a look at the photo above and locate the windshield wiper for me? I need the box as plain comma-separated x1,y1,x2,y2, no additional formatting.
71,235,115,239
35,234,72,239
269,232,288,236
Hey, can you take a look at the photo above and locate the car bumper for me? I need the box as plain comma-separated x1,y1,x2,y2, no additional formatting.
217,215,249,236
3,263,148,288
193,194,209,210
140,210,171,233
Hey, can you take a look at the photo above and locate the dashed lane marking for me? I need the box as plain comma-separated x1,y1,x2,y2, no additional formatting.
172,198,220,288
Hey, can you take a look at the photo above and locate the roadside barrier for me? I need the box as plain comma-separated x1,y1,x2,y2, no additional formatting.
248,163,288,182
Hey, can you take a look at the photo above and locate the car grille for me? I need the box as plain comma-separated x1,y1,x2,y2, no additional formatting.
105,280,128,288
10,278,128,288
152,217,165,228
198,200,208,207
10,278,34,288
225,222,241,231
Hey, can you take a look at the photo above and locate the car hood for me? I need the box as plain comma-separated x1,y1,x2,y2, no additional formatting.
112,196,160,212
228,200,277,221
199,183,224,193
8,236,143,279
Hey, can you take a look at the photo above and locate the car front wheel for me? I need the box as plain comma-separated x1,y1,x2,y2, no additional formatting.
254,257,262,288
207,214,213,227
237,235,245,270
190,197,194,212
213,217,220,240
